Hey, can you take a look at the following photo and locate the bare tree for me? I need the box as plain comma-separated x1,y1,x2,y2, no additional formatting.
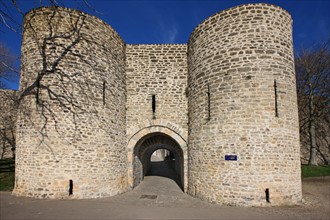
0,43,19,158
0,0,99,32
0,43,19,89
0,90,18,159
0,0,99,88
0,0,109,156
296,39,330,165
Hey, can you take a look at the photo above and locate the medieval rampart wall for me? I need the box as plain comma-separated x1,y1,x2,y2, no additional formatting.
125,44,188,190
0,90,17,159
126,44,188,136
12,4,302,206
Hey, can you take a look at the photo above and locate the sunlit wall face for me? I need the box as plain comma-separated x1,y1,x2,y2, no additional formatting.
187,3,301,206
14,7,127,199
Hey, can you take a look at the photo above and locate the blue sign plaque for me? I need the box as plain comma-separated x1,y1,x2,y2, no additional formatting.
225,155,237,161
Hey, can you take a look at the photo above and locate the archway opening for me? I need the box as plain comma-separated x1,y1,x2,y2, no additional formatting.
132,132,184,191
146,149,181,188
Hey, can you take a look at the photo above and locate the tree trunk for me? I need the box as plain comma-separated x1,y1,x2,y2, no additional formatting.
308,86,318,165
308,119,318,165
316,144,329,165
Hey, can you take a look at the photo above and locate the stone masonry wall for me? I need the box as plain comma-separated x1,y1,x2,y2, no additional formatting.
126,44,188,189
0,90,17,159
13,7,127,199
12,3,302,207
187,3,302,206
126,44,188,134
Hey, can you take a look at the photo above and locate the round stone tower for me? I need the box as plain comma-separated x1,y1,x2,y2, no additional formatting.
14,7,127,199
187,4,302,206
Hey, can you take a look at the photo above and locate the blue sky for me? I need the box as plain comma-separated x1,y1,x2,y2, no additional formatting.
0,0,329,89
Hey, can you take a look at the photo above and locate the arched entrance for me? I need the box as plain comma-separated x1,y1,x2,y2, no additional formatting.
127,123,187,192
132,133,184,190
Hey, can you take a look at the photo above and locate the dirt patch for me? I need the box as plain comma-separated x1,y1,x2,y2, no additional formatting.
264,176,330,220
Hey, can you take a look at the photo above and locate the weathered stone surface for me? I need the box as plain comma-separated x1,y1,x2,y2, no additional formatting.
187,3,301,206
125,44,188,191
13,7,128,199
10,3,302,207
0,90,17,159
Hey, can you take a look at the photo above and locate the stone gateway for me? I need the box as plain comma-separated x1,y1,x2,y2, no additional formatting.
13,3,302,206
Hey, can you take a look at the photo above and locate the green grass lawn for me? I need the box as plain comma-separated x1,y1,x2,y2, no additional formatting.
301,164,330,178
0,159,15,191
0,172,15,191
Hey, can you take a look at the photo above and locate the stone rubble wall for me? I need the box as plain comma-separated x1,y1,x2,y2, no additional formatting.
187,3,302,206
126,44,188,190
13,7,127,199
0,90,17,159
125,44,188,135
11,3,302,207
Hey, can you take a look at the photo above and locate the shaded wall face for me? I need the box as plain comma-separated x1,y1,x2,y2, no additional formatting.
14,7,127,199
0,90,17,159
187,4,301,206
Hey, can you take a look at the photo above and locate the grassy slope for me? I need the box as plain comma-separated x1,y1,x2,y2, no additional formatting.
301,164,330,178
0,172,14,191
0,159,15,191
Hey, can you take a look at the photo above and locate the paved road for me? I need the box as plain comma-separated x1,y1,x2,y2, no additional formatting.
1,161,327,219
0,178,295,220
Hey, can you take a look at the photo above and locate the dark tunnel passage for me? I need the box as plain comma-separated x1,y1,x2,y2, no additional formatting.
132,132,184,191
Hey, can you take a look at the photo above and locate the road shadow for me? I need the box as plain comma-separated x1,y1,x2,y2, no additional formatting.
146,160,183,191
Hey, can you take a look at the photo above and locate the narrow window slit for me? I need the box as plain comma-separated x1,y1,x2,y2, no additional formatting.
265,188,270,203
274,80,278,117
102,81,106,106
36,77,40,106
152,95,156,119
207,85,211,120
69,179,73,195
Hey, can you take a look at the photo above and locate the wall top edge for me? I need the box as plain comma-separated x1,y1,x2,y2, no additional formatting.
24,6,126,44
127,44,187,46
188,3,292,42
23,3,291,47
